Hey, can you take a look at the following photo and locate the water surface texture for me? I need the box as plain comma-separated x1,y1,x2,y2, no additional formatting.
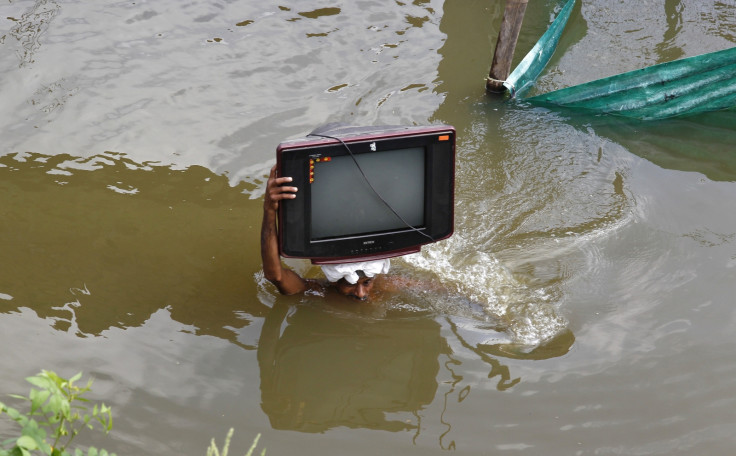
2,0,736,454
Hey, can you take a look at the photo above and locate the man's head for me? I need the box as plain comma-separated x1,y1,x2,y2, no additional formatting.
334,270,376,300
320,259,390,301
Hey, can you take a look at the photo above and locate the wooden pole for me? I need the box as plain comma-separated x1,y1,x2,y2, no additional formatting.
486,0,528,93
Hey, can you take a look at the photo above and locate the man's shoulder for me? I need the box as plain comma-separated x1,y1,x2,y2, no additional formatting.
303,278,328,294
377,274,444,293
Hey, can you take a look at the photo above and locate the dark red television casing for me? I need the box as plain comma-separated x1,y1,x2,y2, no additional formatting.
276,124,455,264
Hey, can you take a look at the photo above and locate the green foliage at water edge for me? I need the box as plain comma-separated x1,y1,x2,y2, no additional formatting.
0,370,114,456
207,429,265,456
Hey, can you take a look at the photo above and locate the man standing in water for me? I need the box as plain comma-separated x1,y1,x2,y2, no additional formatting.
261,165,391,301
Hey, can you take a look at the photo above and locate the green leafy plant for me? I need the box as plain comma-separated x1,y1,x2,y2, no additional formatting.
0,370,114,456
207,429,265,456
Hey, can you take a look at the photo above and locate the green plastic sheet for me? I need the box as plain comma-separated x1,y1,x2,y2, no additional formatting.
503,0,736,120
528,46,736,120
503,0,576,97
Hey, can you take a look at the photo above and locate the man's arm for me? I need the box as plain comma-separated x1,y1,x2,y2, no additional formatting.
261,165,310,295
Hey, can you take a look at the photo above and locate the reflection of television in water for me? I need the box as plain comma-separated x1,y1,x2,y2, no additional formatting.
277,124,455,264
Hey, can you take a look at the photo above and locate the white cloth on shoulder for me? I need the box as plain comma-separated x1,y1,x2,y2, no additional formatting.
320,259,391,284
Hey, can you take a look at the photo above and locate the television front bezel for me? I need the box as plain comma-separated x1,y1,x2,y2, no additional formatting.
276,124,455,264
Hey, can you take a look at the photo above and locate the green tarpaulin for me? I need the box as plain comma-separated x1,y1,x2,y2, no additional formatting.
529,47,736,120
503,0,577,98
503,0,736,120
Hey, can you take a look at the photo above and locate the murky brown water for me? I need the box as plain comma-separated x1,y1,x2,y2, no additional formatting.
2,0,736,454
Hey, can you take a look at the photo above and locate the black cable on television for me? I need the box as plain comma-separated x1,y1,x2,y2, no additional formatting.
307,132,435,242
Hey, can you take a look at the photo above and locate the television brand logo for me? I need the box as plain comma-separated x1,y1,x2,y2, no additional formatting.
370,142,376,151
363,240,375,245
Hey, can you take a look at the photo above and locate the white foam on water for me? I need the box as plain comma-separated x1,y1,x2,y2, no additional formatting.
401,233,569,347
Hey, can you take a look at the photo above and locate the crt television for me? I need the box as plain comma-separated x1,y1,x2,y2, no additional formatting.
276,123,455,264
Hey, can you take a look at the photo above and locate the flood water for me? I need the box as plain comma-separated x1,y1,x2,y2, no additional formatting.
2,0,736,454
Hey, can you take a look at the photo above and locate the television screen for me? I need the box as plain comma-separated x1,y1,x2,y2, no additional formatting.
277,124,455,264
310,146,425,240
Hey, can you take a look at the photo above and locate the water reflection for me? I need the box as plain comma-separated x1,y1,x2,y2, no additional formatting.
257,301,446,432
560,109,736,182
0,152,268,346
4,0,60,68
256,285,575,434
657,0,685,61
461,322,576,361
